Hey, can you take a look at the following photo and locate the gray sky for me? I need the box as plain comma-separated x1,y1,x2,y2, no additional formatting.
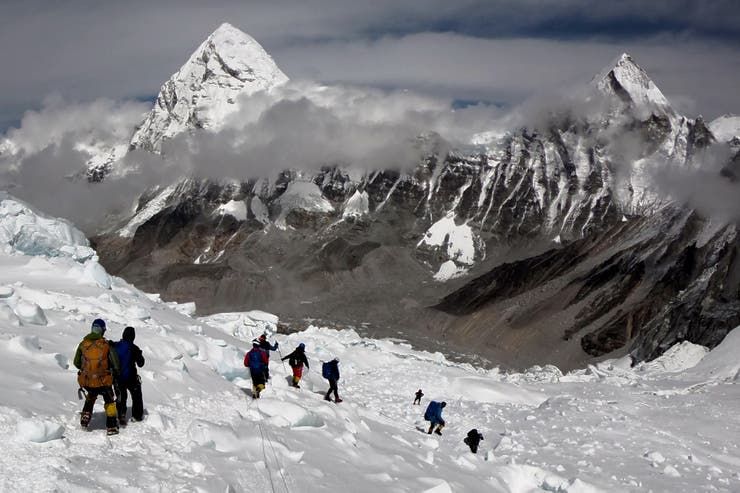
1,0,739,130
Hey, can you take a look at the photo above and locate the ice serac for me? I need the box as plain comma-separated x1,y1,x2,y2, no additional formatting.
129,22,289,151
0,192,95,261
595,53,672,114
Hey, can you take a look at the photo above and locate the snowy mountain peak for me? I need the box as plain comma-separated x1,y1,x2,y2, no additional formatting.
129,23,288,151
198,22,288,87
595,52,672,113
210,21,245,38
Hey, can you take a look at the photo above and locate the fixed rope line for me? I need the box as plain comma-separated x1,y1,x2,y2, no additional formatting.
257,420,278,493
254,400,278,493
255,400,290,493
264,423,291,493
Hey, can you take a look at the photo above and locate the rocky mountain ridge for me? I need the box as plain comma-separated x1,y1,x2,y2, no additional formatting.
6,23,735,369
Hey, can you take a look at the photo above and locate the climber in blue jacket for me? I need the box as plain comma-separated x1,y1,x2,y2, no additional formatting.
424,400,446,435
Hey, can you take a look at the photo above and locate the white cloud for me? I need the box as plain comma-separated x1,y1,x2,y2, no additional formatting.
157,80,502,180
274,33,740,119
0,81,502,229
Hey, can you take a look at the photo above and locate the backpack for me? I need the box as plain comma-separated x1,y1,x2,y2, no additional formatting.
78,338,113,388
424,401,439,421
248,349,265,371
322,362,331,379
114,340,134,382
288,351,303,368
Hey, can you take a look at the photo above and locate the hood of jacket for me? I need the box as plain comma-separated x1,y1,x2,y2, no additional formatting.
122,326,136,342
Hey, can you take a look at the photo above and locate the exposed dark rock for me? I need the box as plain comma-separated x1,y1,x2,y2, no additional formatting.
317,238,381,272
435,241,588,315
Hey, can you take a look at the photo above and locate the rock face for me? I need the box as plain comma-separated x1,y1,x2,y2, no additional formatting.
434,208,740,367
90,27,739,370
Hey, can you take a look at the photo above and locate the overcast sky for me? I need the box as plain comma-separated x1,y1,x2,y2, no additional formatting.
0,0,739,130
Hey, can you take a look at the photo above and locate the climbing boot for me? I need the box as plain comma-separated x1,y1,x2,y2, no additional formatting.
80,411,92,429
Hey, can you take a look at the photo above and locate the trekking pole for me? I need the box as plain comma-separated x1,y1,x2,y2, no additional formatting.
277,347,288,372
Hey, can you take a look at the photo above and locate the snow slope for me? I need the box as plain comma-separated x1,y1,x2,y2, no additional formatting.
215,199,247,221
342,189,370,219
1,192,739,492
418,212,478,280
275,180,334,228
709,115,740,143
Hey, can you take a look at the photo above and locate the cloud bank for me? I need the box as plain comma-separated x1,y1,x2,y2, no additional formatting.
0,82,503,230
4,90,740,235
1,1,739,129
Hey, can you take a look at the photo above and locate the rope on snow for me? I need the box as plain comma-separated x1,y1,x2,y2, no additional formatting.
255,400,291,493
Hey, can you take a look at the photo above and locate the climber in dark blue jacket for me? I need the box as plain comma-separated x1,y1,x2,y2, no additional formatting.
424,400,446,435
113,326,145,425
322,358,342,403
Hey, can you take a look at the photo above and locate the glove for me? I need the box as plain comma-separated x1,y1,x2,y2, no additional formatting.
275,342,279,348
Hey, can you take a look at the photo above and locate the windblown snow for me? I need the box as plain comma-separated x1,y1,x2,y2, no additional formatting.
1,192,739,492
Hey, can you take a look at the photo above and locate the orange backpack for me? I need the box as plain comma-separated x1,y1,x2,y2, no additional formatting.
77,338,113,388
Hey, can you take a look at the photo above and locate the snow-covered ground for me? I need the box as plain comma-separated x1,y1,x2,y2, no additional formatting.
418,212,477,281
1,192,739,492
